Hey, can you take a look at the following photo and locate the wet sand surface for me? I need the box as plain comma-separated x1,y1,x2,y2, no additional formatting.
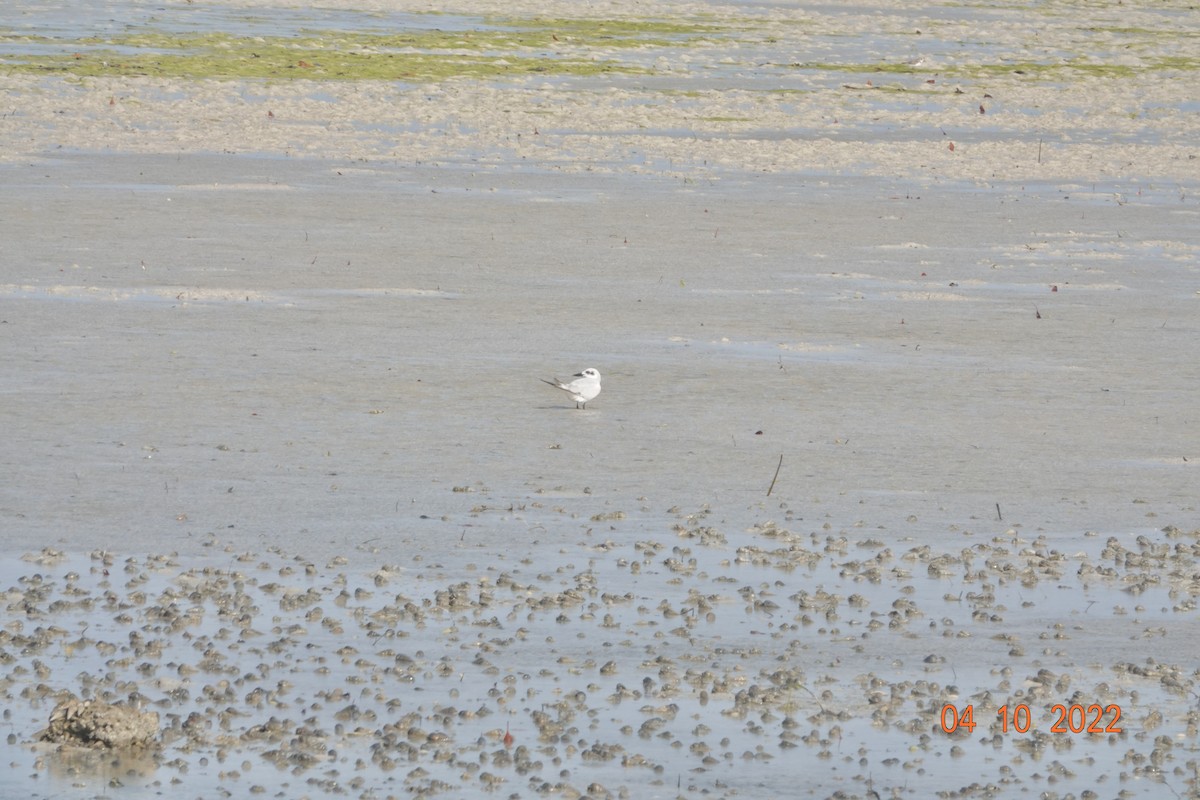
2,0,1200,798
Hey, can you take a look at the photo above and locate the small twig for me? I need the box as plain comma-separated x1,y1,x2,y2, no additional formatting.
995,503,1003,521
767,454,783,497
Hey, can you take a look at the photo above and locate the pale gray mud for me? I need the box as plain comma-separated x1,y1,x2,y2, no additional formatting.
2,152,1198,800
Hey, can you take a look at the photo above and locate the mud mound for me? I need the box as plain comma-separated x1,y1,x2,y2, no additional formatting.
39,697,159,750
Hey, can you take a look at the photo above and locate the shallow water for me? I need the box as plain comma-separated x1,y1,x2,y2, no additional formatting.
0,1,469,46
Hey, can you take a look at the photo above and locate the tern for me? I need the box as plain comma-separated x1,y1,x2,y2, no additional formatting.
541,368,601,409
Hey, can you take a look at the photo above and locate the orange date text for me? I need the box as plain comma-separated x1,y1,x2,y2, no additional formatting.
939,703,1122,734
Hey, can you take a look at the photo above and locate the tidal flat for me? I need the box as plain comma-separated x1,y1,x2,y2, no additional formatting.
5,516,1200,799
2,0,1199,797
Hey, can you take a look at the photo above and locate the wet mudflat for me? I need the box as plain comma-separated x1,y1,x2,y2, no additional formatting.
3,0,1200,797
3,145,1199,800
4,517,1200,800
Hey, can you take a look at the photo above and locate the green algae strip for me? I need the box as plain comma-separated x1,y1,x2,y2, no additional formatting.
0,18,727,81
785,56,1200,80
3,47,640,81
